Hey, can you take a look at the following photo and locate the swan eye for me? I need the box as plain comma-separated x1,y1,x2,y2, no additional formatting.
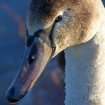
55,15,62,22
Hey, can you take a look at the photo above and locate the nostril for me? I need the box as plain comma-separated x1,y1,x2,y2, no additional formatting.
28,43,37,66
29,55,35,65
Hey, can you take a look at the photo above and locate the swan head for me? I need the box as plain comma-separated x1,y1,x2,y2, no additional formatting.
27,0,103,55
6,0,103,103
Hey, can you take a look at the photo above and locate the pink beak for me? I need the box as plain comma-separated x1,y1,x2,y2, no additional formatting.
6,37,53,104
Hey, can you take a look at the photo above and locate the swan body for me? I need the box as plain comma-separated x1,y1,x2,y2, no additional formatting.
6,0,105,105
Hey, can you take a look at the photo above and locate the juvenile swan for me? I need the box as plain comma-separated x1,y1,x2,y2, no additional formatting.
6,0,105,105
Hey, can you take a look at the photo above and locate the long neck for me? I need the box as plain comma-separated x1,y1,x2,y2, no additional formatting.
64,20,105,105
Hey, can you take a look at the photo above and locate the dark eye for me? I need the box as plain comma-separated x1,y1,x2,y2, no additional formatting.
55,15,62,22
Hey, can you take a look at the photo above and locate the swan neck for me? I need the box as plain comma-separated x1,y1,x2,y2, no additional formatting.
64,30,105,105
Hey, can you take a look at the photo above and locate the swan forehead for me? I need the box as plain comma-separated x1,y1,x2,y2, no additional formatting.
26,0,72,35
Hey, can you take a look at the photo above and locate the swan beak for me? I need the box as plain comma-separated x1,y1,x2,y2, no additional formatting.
6,35,53,104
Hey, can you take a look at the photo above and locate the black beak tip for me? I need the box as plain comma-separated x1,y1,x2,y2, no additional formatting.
6,87,18,104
